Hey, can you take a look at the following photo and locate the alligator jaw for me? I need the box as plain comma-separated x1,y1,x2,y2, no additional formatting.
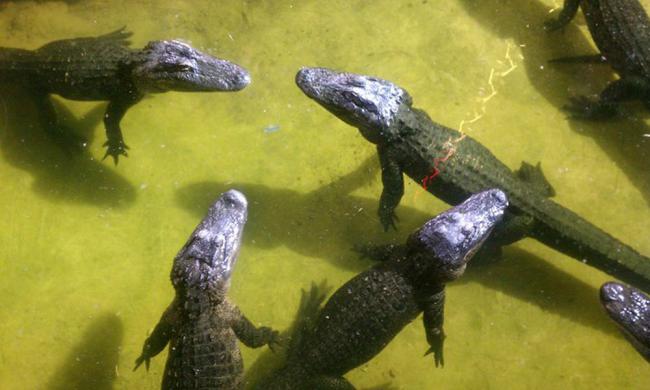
410,189,508,282
295,67,412,143
171,189,248,294
133,40,251,93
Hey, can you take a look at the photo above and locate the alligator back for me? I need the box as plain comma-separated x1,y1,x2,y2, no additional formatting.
163,307,243,390
581,0,650,77
395,109,650,292
296,265,420,376
0,28,135,100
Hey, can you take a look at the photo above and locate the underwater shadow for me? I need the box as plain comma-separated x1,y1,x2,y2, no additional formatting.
458,0,650,205
461,245,616,335
0,83,136,207
45,313,123,390
176,156,433,272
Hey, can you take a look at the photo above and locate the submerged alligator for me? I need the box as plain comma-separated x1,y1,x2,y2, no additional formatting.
134,190,279,389
600,281,650,362
295,66,650,293
260,189,507,389
0,27,250,163
545,0,650,118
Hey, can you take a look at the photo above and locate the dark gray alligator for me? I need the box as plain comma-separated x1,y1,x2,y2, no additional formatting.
260,189,507,389
600,281,650,362
134,189,279,389
545,0,650,118
0,27,250,163
295,66,650,293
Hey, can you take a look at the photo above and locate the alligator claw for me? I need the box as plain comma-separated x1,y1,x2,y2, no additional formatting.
268,329,282,353
380,211,399,232
424,345,444,368
133,355,150,372
102,140,130,164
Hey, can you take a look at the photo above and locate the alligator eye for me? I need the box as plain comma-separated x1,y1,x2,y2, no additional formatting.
341,91,368,108
158,63,193,72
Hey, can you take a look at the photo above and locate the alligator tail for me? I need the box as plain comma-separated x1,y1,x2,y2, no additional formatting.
529,198,650,293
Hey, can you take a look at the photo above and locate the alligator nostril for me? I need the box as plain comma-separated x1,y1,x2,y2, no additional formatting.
491,189,508,206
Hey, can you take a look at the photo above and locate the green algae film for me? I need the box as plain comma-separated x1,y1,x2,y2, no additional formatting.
0,0,648,388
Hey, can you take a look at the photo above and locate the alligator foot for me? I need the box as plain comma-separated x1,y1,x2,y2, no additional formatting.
102,139,129,164
563,96,617,119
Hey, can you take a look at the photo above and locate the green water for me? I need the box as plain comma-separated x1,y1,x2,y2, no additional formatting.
1,0,649,388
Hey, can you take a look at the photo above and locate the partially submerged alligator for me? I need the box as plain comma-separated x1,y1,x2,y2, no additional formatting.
0,27,250,163
600,281,650,362
134,189,279,389
545,0,650,118
295,66,650,293
260,189,507,389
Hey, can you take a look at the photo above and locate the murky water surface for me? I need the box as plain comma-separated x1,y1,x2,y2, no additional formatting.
1,0,649,388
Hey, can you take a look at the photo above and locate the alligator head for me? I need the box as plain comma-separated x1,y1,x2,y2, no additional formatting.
133,40,251,93
408,189,508,283
295,67,412,143
600,282,650,362
171,189,248,301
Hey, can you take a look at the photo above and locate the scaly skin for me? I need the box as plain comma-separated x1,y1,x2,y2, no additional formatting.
601,282,650,362
134,190,279,390
545,0,650,118
295,67,650,294
0,27,251,163
261,190,508,389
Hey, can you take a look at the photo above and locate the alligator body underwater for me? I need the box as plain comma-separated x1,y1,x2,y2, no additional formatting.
134,190,279,390
260,189,507,389
545,0,650,118
601,281,650,362
0,27,250,163
295,66,650,293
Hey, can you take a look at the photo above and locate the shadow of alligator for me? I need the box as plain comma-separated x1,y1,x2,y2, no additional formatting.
0,83,136,208
178,157,617,346
175,155,423,272
458,0,650,206
45,313,123,390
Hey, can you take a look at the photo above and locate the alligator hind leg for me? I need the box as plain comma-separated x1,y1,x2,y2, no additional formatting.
515,161,556,197
544,0,580,31
565,76,650,119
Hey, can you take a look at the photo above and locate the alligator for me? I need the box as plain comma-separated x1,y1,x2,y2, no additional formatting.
295,66,650,293
544,0,650,118
258,189,507,389
133,189,279,389
0,27,251,163
600,281,650,362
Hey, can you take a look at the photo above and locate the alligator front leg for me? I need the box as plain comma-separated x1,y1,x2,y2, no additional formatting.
419,287,445,367
544,0,580,31
103,92,142,164
134,300,179,371
377,144,404,231
231,304,280,351
565,76,650,119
